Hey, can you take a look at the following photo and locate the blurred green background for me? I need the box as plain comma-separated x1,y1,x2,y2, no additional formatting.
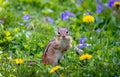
0,0,120,77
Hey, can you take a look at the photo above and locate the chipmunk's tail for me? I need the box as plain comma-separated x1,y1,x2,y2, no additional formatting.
26,59,47,66
25,60,38,66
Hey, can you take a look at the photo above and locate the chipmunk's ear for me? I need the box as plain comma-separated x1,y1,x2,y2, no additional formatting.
65,27,68,31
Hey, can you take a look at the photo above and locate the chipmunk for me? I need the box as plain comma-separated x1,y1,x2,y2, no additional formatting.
42,27,72,66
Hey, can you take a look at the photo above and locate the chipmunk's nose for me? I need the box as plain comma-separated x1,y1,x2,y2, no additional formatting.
62,36,65,38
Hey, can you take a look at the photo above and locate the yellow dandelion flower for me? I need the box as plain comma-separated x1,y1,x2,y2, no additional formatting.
83,15,95,23
79,53,92,60
13,28,19,33
79,54,86,60
85,54,92,59
15,59,24,64
49,65,60,73
4,31,11,36
114,1,120,8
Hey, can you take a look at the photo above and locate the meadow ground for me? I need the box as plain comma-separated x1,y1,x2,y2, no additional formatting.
0,0,120,77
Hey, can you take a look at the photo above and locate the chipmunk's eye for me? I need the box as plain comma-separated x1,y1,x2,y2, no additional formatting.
58,32,60,34
66,31,68,34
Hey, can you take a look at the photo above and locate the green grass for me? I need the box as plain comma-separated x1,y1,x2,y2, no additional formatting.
0,0,120,77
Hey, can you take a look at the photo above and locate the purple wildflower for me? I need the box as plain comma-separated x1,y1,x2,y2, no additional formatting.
77,0,83,5
61,10,75,20
23,14,30,22
107,0,116,8
79,44,86,49
61,12,69,20
79,38,87,44
96,28,101,33
65,10,75,17
45,17,54,23
96,4,103,14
